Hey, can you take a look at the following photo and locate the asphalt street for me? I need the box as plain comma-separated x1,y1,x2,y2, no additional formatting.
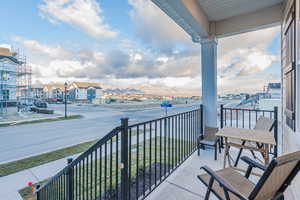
0,103,199,164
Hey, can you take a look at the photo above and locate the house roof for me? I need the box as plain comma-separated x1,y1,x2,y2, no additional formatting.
0,55,22,65
0,47,12,57
44,84,66,91
71,82,102,89
31,86,44,89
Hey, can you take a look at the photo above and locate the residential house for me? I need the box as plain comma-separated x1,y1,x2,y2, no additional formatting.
43,84,65,101
68,82,102,103
31,86,44,99
267,82,281,99
0,47,19,114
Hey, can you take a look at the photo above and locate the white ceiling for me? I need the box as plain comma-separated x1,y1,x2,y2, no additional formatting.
197,0,284,21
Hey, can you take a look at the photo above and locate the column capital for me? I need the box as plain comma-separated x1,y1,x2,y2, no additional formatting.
200,38,218,45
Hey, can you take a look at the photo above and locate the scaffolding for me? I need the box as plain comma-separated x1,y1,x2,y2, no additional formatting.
15,48,32,111
0,47,32,115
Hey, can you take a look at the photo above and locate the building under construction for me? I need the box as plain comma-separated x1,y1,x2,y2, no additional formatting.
0,47,31,115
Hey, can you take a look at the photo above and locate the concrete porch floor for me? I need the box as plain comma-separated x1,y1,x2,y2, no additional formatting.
145,147,295,200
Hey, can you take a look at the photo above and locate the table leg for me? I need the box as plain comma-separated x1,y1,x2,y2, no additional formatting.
227,145,232,167
264,144,270,166
224,138,230,168
234,140,246,167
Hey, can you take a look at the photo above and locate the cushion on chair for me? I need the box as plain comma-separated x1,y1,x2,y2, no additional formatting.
199,139,218,146
198,168,255,200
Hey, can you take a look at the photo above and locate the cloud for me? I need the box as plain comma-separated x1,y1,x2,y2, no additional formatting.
218,26,280,77
0,44,12,50
127,0,280,89
13,37,71,59
14,24,280,95
39,0,118,39
14,38,199,82
128,0,192,52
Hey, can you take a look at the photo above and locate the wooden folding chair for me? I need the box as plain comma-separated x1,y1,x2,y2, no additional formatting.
198,127,222,160
234,116,275,167
197,150,300,200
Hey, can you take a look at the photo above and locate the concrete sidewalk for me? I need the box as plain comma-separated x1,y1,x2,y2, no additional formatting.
0,154,78,200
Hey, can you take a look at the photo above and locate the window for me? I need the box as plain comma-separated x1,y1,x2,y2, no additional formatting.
2,90,9,100
283,5,296,131
1,72,10,81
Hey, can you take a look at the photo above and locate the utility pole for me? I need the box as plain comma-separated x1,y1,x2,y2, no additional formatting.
64,82,68,118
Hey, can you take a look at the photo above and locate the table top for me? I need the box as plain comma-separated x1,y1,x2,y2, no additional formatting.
216,127,276,145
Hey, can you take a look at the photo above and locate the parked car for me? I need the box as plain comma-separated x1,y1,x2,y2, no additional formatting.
34,100,48,108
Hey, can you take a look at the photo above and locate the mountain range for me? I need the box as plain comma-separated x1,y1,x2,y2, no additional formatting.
103,88,144,94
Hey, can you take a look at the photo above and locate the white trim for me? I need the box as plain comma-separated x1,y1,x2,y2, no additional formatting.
200,38,218,45
295,0,300,132
201,38,218,128
152,0,209,41
215,3,283,38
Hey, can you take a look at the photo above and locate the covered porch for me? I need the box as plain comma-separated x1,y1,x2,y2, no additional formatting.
144,145,295,200
149,0,299,199
151,0,284,129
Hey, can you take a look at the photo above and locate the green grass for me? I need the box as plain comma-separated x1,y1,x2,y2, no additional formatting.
0,128,144,177
0,115,83,127
19,135,196,200
0,139,96,177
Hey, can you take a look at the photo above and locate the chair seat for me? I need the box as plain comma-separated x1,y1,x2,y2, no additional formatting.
199,139,218,146
198,168,255,200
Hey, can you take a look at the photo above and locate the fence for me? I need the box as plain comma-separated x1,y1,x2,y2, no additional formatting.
36,106,203,200
220,105,279,158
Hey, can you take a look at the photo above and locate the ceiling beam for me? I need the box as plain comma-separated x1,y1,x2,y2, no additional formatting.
214,3,284,38
152,0,210,41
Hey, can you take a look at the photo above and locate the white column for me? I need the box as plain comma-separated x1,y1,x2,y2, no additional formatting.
201,38,218,128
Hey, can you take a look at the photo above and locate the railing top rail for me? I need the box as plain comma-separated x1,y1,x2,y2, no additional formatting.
128,107,201,128
36,126,122,192
222,106,275,113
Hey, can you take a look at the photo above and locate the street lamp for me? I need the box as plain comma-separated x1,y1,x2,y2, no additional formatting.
64,82,68,118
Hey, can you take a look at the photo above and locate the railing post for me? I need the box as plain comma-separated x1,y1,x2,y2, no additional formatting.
36,185,40,200
66,158,73,200
220,104,224,148
121,118,129,200
274,106,278,157
220,104,224,129
200,104,204,138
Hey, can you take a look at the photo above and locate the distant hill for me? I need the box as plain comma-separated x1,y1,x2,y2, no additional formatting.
103,88,144,94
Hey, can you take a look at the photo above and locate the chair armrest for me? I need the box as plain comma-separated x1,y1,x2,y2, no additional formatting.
200,166,248,200
241,156,266,171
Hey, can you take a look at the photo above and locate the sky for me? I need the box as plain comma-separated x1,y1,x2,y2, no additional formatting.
0,0,281,96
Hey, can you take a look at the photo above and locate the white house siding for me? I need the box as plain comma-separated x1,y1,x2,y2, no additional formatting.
77,88,87,100
282,0,300,198
95,89,103,99
0,63,17,102
269,88,281,99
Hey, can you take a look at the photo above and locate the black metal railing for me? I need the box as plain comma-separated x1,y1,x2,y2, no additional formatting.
220,105,278,157
36,106,203,200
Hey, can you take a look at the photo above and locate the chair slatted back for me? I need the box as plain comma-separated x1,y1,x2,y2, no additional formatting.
249,151,300,200
203,127,218,140
254,116,275,132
